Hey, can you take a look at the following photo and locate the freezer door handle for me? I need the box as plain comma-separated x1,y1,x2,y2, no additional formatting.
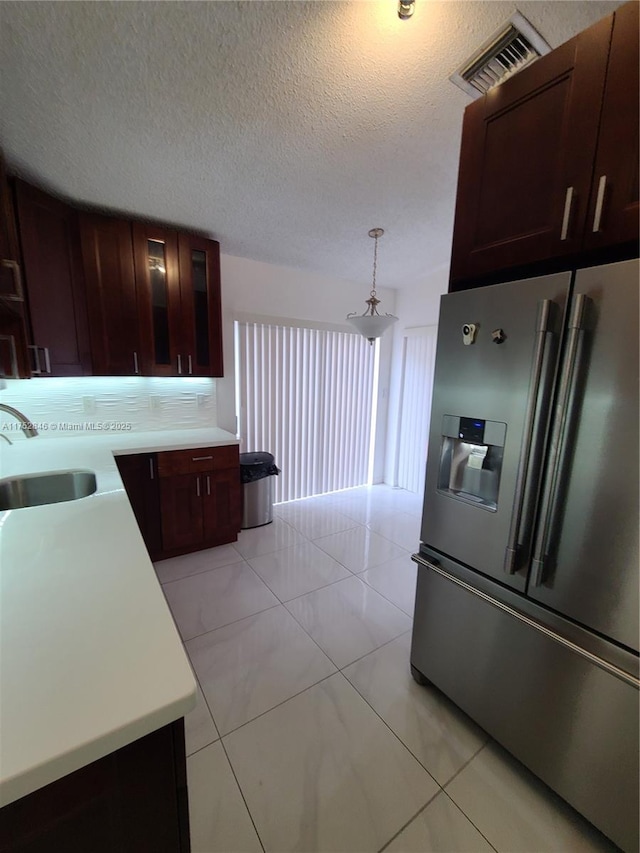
531,294,588,586
504,300,554,575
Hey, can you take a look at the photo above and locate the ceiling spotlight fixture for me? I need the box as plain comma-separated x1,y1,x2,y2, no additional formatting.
398,0,415,20
347,228,398,345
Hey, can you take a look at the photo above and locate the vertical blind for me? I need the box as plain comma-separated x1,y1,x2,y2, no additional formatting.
237,320,376,503
394,326,438,494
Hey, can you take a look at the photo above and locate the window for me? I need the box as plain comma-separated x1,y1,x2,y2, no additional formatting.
236,319,378,503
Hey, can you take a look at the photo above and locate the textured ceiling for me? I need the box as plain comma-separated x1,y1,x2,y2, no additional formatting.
0,1,623,290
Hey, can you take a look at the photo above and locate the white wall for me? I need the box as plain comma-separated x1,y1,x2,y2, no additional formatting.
384,263,448,485
218,253,397,484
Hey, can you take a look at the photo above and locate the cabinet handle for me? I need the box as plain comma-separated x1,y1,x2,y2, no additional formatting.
29,345,52,374
206,475,211,496
177,354,182,375
0,333,19,377
592,175,607,233
28,345,42,374
133,351,140,374
149,458,154,480
560,186,573,241
192,455,213,462
196,476,201,497
188,354,193,375
1,260,24,300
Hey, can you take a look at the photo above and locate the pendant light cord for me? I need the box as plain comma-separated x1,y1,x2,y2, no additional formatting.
371,232,379,299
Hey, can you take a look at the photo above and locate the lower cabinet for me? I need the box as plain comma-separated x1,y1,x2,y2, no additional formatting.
0,719,190,853
116,445,241,561
115,453,163,560
157,445,242,556
158,472,204,552
202,467,242,547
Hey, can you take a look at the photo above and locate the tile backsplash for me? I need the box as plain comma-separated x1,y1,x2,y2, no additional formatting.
0,377,218,439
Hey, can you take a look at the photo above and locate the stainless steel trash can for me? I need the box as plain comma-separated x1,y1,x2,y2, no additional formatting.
240,452,280,529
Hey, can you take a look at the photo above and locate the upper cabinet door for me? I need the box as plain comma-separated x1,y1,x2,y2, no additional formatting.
15,181,91,376
0,153,30,377
0,153,23,303
583,1,639,251
132,223,182,377
79,213,141,376
178,234,223,377
449,13,613,285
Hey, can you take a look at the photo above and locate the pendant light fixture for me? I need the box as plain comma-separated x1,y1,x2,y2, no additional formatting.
398,0,415,19
347,228,398,345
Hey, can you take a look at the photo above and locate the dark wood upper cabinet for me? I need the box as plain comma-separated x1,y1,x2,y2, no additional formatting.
4,157,224,379
0,154,30,378
449,11,618,286
15,180,92,376
0,152,23,304
83,220,223,378
79,213,141,376
583,0,639,251
179,234,223,377
133,226,223,378
132,223,182,377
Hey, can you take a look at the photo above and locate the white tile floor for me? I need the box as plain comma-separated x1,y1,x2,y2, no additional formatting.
155,485,617,853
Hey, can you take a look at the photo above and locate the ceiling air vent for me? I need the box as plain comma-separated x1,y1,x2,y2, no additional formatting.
450,11,551,98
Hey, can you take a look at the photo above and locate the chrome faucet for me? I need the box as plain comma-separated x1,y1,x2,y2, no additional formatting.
0,404,38,438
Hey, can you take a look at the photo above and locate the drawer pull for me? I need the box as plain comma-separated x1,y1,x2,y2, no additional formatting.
192,455,213,462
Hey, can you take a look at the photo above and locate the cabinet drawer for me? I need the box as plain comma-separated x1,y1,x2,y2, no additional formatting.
157,444,239,477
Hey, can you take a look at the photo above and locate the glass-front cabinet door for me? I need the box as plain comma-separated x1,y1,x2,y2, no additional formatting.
133,224,182,376
178,234,223,377
133,225,223,377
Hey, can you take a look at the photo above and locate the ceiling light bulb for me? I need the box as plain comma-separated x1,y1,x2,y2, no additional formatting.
398,0,415,20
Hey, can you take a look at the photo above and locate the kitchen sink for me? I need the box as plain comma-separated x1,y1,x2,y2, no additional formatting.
0,470,97,510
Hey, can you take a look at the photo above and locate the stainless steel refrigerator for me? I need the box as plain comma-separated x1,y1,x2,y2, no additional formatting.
410,258,639,851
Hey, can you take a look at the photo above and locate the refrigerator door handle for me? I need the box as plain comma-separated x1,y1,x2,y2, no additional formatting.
504,300,554,575
531,294,588,586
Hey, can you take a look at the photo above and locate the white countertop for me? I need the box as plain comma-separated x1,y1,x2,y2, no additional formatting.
0,427,239,807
